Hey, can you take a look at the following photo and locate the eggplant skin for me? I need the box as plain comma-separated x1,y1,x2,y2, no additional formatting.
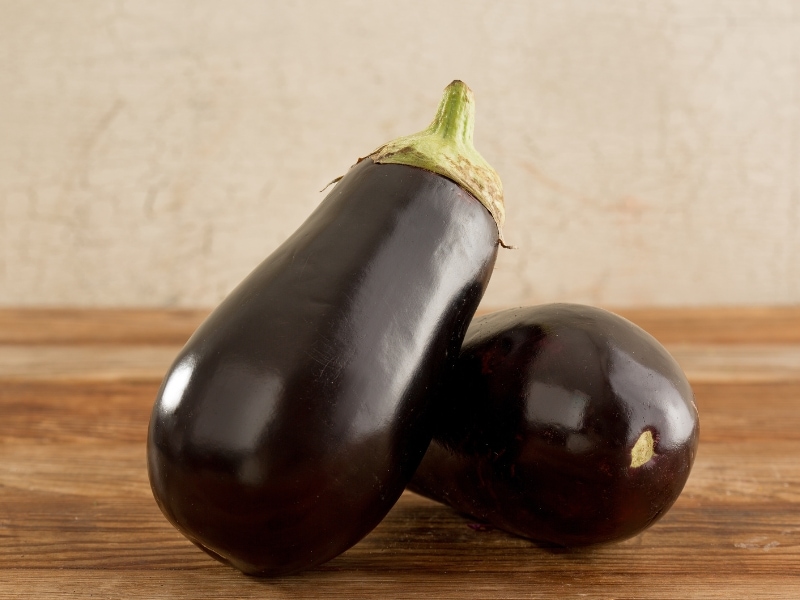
146,158,498,576
409,304,699,547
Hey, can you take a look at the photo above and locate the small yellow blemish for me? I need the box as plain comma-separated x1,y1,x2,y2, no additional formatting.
630,430,655,468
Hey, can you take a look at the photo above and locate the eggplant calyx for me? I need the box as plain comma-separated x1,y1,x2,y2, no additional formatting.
368,80,506,244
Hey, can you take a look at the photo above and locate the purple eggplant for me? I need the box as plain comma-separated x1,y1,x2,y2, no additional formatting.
410,303,699,546
147,81,504,576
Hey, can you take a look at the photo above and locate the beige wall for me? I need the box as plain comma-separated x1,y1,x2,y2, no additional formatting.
2,1,799,308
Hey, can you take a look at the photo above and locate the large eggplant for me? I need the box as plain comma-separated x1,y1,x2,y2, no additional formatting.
410,304,699,546
147,81,504,576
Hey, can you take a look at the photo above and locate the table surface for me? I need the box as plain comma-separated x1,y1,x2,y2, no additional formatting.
2,307,800,599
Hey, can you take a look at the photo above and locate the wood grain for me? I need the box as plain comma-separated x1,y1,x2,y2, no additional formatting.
0,309,209,345
4,343,800,384
3,305,800,346
613,306,800,345
1,308,800,598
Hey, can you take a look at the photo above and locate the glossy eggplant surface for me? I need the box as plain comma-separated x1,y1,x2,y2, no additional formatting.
147,156,498,576
409,303,699,547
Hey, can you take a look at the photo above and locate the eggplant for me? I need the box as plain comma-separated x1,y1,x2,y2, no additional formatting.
147,81,504,576
409,304,699,546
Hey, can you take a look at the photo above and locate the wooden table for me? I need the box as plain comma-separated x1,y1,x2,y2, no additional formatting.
2,308,800,598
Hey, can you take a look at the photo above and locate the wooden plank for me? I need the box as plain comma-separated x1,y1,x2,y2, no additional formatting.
4,343,800,383
3,306,800,346
0,345,179,381
0,308,208,345
669,344,800,383
1,569,797,600
3,439,800,571
691,382,800,443
1,310,800,598
612,306,800,345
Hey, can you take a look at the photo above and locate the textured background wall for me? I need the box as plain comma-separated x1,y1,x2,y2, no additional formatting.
1,1,799,308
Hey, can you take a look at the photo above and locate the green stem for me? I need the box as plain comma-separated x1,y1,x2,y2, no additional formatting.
367,80,506,244
428,81,474,145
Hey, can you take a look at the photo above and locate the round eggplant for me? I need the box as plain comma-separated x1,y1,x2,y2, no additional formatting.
409,303,699,546
147,81,503,576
